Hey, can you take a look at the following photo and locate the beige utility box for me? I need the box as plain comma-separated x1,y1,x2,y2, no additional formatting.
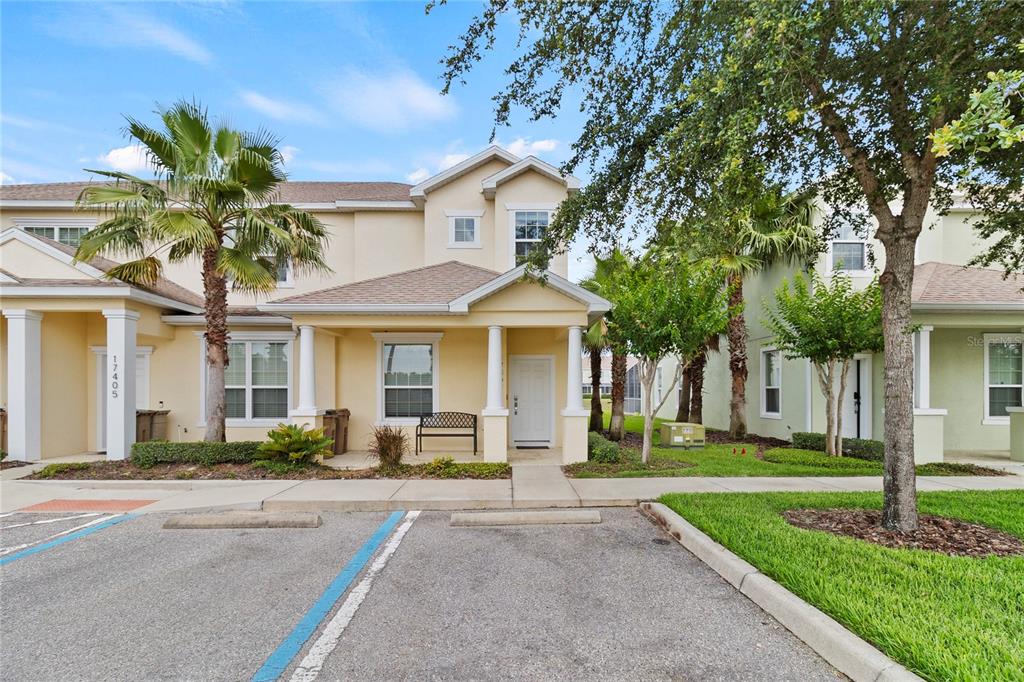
660,422,706,449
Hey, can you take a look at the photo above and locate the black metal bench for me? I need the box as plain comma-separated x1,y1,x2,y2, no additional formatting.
415,412,477,456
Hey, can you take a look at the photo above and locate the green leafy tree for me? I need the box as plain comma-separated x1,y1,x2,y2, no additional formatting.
765,273,885,456
605,257,730,463
75,101,330,442
435,1,1023,532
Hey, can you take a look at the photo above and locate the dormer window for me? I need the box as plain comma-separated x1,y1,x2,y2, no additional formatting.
446,209,484,249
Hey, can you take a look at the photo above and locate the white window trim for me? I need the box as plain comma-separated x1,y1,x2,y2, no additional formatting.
15,217,96,247
445,209,484,249
760,347,783,419
507,206,553,270
827,238,872,276
197,331,295,427
372,332,443,425
982,333,1023,425
274,258,295,289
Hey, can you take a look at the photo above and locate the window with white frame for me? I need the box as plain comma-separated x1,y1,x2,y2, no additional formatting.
376,334,441,421
446,210,484,248
831,223,868,272
761,348,782,417
201,334,292,424
984,334,1023,421
513,210,549,265
16,218,95,247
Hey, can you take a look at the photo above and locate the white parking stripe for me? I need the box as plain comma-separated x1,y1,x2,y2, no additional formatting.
288,510,421,682
1,513,101,530
0,514,116,556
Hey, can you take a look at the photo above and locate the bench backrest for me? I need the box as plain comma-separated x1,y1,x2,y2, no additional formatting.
419,412,476,429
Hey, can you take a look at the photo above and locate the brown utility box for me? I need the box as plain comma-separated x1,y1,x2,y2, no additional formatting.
322,409,351,458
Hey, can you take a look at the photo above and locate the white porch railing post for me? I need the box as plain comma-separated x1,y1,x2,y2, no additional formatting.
3,310,43,461
102,309,139,461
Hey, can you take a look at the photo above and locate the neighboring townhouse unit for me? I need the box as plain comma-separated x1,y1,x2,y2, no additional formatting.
0,146,609,464
653,199,1024,462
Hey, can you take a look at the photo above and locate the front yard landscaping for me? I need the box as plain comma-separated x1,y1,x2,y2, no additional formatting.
659,490,1024,681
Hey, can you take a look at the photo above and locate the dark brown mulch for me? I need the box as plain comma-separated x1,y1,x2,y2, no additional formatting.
1,460,31,470
606,428,789,458
783,508,1024,558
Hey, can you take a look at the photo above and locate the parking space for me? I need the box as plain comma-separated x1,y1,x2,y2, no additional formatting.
1,509,839,681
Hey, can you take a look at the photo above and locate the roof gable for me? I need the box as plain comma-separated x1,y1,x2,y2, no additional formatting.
409,146,519,202
480,157,581,199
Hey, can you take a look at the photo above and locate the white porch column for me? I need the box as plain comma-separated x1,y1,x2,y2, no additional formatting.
561,325,589,464
481,326,508,462
916,325,933,409
3,310,42,461
484,325,505,412
103,309,138,461
296,325,317,413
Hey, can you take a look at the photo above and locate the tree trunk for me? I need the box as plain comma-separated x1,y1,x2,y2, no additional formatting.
835,359,851,457
689,351,706,424
639,359,657,464
726,272,748,438
675,362,691,422
202,245,229,442
608,353,626,441
878,229,919,532
589,347,604,432
815,361,836,456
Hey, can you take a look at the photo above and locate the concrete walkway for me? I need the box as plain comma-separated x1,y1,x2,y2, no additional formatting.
3,465,1021,513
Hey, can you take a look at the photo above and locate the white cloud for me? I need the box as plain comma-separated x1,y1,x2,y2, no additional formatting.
500,137,560,158
46,5,212,65
280,145,300,164
323,68,456,132
240,91,325,125
97,144,154,173
438,153,470,170
0,171,14,185
406,167,430,184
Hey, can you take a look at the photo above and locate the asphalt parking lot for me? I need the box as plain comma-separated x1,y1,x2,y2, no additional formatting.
1,509,840,681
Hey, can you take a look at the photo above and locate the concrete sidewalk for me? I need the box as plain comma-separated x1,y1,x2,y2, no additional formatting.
3,468,1021,513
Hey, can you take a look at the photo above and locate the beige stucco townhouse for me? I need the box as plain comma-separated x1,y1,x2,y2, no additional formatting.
0,146,609,464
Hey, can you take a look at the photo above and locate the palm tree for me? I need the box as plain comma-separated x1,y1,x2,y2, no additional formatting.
679,188,818,437
580,248,629,440
75,100,330,442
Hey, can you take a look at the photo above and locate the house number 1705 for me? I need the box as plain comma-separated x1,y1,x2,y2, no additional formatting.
110,354,119,399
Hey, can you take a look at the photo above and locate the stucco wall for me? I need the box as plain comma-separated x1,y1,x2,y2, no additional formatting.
39,312,91,457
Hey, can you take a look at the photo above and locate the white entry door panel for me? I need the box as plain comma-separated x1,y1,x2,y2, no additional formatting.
510,356,553,445
839,356,872,439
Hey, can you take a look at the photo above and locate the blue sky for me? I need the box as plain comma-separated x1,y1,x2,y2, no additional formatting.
1,1,596,277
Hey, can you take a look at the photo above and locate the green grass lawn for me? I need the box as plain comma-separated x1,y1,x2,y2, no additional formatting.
659,490,1024,681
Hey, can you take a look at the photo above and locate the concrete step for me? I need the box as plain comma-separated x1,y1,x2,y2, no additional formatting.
450,509,602,527
162,511,322,529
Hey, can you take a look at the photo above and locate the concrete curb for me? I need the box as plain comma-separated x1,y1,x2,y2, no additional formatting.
451,510,601,526
162,511,322,529
641,502,923,682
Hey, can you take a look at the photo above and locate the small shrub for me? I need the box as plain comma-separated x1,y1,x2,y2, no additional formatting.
587,431,620,463
131,440,262,468
251,459,308,476
35,462,91,478
422,457,509,479
369,424,408,471
424,456,457,477
175,470,196,480
258,423,334,464
791,432,884,461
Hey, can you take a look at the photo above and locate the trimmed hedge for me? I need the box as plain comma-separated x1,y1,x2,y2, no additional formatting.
587,431,620,463
131,440,263,469
791,432,884,461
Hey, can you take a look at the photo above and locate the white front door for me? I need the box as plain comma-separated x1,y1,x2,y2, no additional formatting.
509,356,553,445
839,356,872,439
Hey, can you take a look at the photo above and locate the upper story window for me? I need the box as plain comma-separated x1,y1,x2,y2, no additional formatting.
16,218,95,247
984,334,1023,423
514,210,549,265
446,210,484,249
831,223,868,272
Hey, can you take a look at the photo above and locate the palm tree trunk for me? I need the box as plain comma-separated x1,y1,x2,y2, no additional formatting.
675,364,691,422
589,347,603,431
202,245,229,442
878,229,919,532
726,272,748,438
689,351,706,424
608,353,626,441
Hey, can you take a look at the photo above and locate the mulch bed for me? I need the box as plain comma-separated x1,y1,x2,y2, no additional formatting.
1,460,30,470
25,461,511,481
783,508,1024,557
608,428,789,458
564,455,696,477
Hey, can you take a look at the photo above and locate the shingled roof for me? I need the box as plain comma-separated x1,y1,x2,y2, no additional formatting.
0,180,413,203
270,261,501,306
913,262,1024,307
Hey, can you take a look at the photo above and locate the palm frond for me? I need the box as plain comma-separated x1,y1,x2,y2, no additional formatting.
217,247,277,294
105,256,164,286
124,116,177,171
74,215,149,263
